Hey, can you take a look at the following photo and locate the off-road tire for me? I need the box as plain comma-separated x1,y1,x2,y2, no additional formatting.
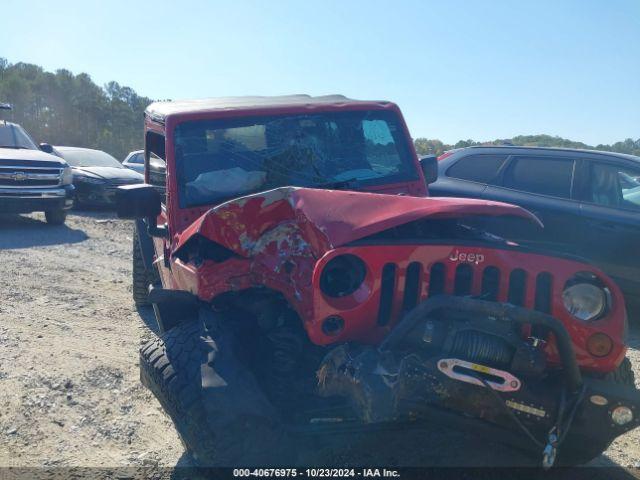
558,357,636,466
140,319,290,466
44,209,67,225
132,225,159,306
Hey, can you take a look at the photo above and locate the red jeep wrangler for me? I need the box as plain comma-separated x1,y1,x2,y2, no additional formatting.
117,95,638,467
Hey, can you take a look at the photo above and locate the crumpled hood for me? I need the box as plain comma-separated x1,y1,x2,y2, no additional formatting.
175,187,542,259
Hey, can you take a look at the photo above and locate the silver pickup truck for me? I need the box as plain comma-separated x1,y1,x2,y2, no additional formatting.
0,117,74,225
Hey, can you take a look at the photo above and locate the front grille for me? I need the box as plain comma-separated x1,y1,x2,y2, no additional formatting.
377,264,397,326
103,178,143,195
0,165,62,188
376,261,554,325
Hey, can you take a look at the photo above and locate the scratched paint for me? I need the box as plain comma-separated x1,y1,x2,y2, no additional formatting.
167,186,627,374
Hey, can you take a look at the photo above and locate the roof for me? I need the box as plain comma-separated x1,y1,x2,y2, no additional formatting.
458,145,640,163
145,95,389,122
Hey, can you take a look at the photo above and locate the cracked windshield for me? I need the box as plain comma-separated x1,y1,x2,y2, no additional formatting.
175,110,417,207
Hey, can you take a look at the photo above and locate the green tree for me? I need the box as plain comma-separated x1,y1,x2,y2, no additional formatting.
0,58,152,160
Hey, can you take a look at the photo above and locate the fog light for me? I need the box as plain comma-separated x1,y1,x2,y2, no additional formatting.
586,333,613,357
590,395,608,406
322,316,344,337
611,406,633,426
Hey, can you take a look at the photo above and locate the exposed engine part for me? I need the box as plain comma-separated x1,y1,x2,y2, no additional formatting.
214,289,322,414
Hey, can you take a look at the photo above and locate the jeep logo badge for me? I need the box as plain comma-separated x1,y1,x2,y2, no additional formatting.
449,250,485,265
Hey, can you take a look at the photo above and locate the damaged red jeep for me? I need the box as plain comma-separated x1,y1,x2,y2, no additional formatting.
116,95,639,468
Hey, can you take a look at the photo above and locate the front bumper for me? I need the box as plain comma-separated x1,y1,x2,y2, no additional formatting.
0,185,74,213
318,296,640,462
74,182,122,207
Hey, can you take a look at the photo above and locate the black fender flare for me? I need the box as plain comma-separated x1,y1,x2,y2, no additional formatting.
135,218,156,271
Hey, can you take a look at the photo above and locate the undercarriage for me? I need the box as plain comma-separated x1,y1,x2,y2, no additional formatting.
140,292,640,467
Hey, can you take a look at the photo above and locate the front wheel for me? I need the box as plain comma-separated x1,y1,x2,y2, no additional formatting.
45,209,67,225
140,319,291,466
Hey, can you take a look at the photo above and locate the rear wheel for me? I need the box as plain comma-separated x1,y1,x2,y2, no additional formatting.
140,318,291,466
132,224,159,306
44,209,67,225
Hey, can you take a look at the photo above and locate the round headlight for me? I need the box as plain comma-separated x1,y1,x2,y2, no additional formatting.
320,254,366,298
562,283,607,321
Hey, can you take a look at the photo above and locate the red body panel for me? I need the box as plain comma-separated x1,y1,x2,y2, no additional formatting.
164,187,625,374
311,245,626,373
173,187,542,258
144,98,629,376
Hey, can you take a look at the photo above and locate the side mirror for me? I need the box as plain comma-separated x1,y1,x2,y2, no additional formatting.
116,184,167,237
420,155,438,184
39,143,54,154
148,154,167,192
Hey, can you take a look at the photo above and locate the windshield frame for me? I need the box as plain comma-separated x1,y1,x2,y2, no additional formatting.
172,109,420,209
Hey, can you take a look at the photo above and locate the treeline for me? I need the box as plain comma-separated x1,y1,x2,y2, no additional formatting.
414,134,640,157
0,59,638,161
0,58,151,160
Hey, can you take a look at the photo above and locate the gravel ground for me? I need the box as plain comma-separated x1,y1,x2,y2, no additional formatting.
0,211,639,475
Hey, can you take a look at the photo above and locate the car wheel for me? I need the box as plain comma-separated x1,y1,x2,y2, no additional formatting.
139,318,292,466
45,209,67,225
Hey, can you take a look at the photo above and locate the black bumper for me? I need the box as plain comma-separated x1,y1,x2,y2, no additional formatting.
0,185,74,213
74,182,117,207
318,296,640,462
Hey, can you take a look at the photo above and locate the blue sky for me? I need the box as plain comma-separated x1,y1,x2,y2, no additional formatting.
2,0,639,145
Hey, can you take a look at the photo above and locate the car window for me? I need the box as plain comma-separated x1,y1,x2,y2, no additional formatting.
503,156,574,199
129,153,144,164
589,162,640,211
362,119,405,174
0,124,38,150
446,154,508,183
174,110,417,208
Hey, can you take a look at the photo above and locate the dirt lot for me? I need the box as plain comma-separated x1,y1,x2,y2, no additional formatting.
0,211,639,474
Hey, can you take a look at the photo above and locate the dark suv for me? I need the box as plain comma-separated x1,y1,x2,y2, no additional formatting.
429,146,640,313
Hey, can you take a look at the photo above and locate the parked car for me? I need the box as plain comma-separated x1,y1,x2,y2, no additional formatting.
117,95,638,468
429,146,640,313
53,146,143,207
0,112,74,224
122,149,144,174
